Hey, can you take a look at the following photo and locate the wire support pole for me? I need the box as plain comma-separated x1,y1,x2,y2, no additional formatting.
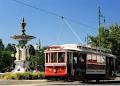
98,6,101,49
98,6,105,51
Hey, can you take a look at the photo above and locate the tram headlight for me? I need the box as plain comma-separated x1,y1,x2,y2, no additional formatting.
48,68,52,71
53,69,57,73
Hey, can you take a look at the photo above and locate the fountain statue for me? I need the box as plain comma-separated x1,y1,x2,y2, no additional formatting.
11,18,36,72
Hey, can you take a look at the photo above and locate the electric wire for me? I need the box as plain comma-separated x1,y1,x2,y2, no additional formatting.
12,0,96,30
62,18,82,43
12,0,101,44
12,0,60,18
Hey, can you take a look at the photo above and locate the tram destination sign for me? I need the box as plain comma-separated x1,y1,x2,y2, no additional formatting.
86,69,106,74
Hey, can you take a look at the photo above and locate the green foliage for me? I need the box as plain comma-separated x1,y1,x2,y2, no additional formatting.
116,72,120,77
88,26,110,49
29,46,46,71
38,47,46,71
0,39,4,51
31,72,44,79
88,24,120,71
88,36,99,47
5,43,16,53
0,40,15,72
29,44,35,55
29,55,37,70
0,51,14,72
1,73,18,80
0,72,44,80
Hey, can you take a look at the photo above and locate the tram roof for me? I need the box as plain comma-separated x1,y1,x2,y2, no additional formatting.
46,44,116,59
61,44,116,59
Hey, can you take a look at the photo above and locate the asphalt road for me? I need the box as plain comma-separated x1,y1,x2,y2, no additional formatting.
0,79,120,86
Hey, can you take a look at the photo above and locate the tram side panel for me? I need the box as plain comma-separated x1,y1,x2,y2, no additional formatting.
85,53,116,80
85,53,106,80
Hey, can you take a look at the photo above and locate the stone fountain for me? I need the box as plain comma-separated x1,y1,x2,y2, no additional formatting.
11,18,36,72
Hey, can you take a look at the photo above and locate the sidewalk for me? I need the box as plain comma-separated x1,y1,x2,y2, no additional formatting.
115,77,120,81
0,79,47,85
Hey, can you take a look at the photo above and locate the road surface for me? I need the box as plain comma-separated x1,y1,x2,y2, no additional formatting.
0,79,120,86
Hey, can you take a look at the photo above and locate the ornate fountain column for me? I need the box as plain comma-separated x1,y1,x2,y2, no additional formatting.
11,18,36,73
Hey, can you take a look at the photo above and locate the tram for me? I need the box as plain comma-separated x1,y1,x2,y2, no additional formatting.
44,44,116,81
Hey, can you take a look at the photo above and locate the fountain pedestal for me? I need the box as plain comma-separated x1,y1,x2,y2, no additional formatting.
11,18,36,73
12,60,30,72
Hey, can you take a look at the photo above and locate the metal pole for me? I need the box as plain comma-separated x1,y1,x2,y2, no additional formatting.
98,6,101,48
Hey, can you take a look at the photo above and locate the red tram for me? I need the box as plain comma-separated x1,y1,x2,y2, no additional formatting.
44,44,116,81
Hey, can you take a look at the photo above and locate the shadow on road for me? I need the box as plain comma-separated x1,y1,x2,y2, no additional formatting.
47,80,120,85
82,80,120,85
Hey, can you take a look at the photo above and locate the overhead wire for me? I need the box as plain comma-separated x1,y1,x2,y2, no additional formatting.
12,0,96,30
62,17,83,43
12,0,98,44
12,0,60,18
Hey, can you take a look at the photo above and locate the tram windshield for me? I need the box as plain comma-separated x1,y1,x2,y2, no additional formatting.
58,52,65,63
51,52,57,63
45,52,65,63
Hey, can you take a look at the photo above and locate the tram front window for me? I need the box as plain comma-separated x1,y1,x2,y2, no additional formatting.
51,52,57,63
58,52,65,63
46,53,48,63
46,53,50,63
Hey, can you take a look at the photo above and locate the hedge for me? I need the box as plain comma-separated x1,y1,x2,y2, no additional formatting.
0,72,44,80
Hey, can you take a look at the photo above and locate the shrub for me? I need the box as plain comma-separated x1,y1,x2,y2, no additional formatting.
0,73,18,80
116,73,120,77
31,72,45,79
0,72,44,80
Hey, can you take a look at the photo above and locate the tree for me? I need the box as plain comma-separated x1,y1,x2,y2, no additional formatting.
37,46,47,71
0,40,16,72
108,25,120,56
88,24,120,71
0,51,13,72
0,39,4,51
5,43,16,53
28,44,36,70
88,26,110,49
29,44,35,55
29,45,46,71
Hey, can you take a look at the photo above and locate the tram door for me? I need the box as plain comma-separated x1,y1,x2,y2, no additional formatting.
106,57,115,76
73,53,86,76
67,52,78,76
67,52,74,76
67,52,86,76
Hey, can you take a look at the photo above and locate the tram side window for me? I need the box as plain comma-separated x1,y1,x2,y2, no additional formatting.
92,54,97,63
97,55,105,64
87,54,92,63
51,52,57,63
101,56,105,64
58,52,65,63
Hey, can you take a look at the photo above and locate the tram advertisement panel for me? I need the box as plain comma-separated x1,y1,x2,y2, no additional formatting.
86,53,106,74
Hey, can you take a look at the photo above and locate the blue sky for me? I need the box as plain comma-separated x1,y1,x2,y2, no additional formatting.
0,0,120,46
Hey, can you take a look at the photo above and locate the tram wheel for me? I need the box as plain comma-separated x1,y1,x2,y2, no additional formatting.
81,80,86,83
65,77,74,82
96,80,100,83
